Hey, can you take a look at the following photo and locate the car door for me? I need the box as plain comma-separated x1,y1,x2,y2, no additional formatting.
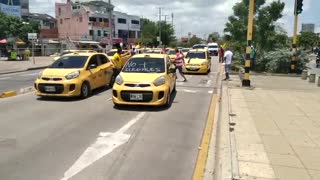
97,54,114,87
166,56,176,91
86,54,100,89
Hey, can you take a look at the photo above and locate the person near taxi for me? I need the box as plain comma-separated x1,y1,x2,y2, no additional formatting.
174,48,187,82
218,46,224,63
112,48,123,77
223,47,233,80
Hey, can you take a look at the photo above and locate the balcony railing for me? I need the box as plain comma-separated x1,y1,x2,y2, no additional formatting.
88,22,109,28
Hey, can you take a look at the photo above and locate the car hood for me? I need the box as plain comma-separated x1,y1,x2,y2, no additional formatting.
41,68,81,77
120,72,165,83
185,58,206,64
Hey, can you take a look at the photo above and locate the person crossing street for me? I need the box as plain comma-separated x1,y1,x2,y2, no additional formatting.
173,48,187,82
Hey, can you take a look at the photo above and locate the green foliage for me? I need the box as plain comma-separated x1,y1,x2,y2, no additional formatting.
189,36,201,46
256,49,308,73
208,32,220,42
298,32,319,49
0,12,40,43
139,18,175,47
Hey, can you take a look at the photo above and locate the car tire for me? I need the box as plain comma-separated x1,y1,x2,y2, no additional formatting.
173,81,177,92
164,90,171,107
80,82,91,99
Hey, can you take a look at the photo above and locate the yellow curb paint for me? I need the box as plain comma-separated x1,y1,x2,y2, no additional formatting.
0,91,17,98
193,94,218,180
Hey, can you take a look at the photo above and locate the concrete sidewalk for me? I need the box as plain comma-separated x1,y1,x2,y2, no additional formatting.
212,74,320,180
0,56,53,75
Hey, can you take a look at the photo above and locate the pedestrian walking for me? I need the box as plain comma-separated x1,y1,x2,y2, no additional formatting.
218,45,224,63
173,48,187,82
250,45,256,70
223,47,233,81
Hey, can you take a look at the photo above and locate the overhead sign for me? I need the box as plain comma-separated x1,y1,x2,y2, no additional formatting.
28,33,37,40
0,0,21,17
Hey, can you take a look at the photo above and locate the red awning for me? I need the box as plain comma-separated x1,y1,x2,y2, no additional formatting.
0,39,7,44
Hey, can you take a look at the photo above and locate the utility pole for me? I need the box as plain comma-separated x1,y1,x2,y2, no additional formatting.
242,0,255,87
108,0,113,50
171,13,174,27
291,0,303,73
159,7,162,46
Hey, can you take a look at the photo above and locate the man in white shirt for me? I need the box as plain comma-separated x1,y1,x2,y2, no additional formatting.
223,47,233,80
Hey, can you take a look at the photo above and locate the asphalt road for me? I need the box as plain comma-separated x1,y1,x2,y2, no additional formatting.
0,69,41,93
0,57,220,180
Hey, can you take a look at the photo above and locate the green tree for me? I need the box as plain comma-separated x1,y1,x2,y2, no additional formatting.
189,36,201,46
224,0,286,54
208,32,220,42
298,32,318,50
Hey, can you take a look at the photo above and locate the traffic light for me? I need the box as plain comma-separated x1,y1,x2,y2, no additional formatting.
295,0,303,15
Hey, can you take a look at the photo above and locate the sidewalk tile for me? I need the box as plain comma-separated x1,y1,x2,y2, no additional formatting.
273,166,311,180
308,170,320,180
237,143,266,152
238,150,270,164
293,146,320,170
237,132,263,144
239,161,275,178
268,153,304,168
282,130,317,147
262,135,294,155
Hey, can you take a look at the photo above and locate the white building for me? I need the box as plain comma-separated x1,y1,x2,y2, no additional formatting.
113,11,140,44
301,23,315,33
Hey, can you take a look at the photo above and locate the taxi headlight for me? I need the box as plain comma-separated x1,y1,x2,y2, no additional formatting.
65,71,80,80
153,76,166,86
201,61,208,65
38,71,43,79
115,75,123,85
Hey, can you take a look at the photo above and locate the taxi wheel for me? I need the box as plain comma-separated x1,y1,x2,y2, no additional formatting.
80,82,91,99
165,90,171,107
173,81,177,92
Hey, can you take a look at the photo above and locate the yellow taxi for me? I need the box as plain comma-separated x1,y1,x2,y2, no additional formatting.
53,50,97,61
35,52,114,98
181,48,191,56
106,49,132,67
112,54,177,107
183,49,211,74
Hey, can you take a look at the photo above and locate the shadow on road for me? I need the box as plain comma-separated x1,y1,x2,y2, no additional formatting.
36,86,111,102
113,91,178,112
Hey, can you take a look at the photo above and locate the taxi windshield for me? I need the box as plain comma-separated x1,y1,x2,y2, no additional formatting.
186,52,206,59
107,51,117,56
208,45,218,49
122,57,165,73
181,49,190,52
50,56,88,68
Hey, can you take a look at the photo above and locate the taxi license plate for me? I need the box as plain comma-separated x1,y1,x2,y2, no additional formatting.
45,86,56,92
188,67,198,70
130,93,143,100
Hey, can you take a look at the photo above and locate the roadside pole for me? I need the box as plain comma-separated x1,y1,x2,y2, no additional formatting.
242,0,255,87
108,0,113,50
32,40,35,64
291,0,299,73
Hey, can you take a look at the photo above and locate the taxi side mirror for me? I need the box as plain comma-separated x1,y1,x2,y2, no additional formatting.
89,64,97,69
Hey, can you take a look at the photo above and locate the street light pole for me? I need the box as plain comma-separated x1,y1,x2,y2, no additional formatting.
242,0,255,87
291,0,299,73
108,0,113,49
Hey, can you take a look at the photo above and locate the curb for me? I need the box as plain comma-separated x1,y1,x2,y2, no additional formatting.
0,91,17,98
0,66,48,75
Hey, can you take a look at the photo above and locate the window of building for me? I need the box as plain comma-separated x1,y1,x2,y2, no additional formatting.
60,19,63,24
58,8,61,16
79,17,83,22
103,31,108,37
103,18,109,23
137,31,141,38
118,18,126,24
99,18,103,22
89,30,94,36
131,20,139,25
97,30,101,36
129,31,136,38
89,17,96,22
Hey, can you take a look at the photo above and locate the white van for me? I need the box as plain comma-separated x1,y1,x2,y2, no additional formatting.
207,43,219,56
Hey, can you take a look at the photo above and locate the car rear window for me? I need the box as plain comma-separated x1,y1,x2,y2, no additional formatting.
50,56,88,68
193,45,207,49
122,57,165,73
186,52,206,59
208,45,218,48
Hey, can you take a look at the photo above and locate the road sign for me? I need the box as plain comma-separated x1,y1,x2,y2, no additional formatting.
28,33,37,40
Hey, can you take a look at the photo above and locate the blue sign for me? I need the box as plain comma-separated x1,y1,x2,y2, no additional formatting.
0,0,21,17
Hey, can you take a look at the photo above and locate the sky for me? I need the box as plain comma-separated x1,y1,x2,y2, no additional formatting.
29,0,320,38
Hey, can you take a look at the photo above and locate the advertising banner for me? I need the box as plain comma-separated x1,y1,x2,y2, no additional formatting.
0,0,21,17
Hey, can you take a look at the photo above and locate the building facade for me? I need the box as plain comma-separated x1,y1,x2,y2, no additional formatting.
55,0,140,45
301,23,315,33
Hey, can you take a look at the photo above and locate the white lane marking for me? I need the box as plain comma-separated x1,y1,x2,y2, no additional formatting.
206,80,212,86
208,90,213,94
177,89,197,93
106,97,112,101
0,77,11,80
20,72,39,76
60,112,146,180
